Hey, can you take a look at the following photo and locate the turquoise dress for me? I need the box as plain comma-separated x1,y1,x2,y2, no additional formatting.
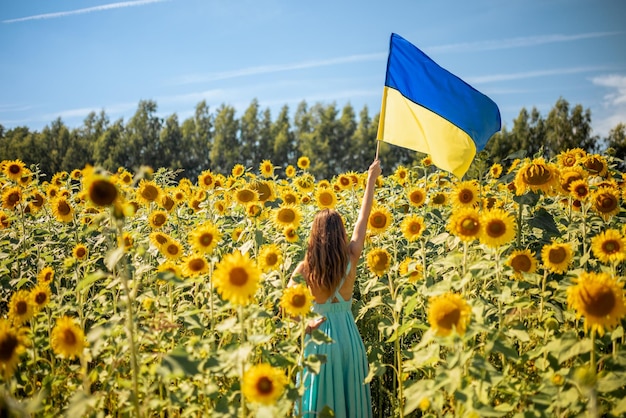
299,263,373,417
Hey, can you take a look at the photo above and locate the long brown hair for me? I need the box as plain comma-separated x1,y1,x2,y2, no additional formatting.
304,209,349,291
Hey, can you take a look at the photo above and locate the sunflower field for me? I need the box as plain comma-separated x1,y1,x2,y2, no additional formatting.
1,149,625,417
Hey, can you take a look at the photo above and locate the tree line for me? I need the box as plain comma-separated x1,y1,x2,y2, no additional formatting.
1,97,624,181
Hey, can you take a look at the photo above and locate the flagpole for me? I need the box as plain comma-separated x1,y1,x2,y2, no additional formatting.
375,139,380,160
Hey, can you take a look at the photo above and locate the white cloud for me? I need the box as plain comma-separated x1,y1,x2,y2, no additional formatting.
467,66,608,85
2,0,169,24
591,74,626,137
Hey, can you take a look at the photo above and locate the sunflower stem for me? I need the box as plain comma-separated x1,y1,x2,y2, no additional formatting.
539,270,547,324
239,304,247,418
589,331,598,418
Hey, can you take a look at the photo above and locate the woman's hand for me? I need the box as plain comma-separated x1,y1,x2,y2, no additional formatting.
368,158,382,179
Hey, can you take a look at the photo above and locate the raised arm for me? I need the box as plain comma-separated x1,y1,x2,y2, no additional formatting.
349,158,381,260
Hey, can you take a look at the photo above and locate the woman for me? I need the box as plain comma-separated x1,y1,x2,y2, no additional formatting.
288,158,381,417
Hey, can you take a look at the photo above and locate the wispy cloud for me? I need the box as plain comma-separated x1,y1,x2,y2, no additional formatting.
428,32,621,54
173,53,386,85
2,0,169,24
591,74,626,136
467,66,609,84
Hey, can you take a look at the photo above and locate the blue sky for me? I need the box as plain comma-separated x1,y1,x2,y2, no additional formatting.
1,0,625,140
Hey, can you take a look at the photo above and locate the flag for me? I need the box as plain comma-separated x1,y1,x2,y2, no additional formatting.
377,33,501,178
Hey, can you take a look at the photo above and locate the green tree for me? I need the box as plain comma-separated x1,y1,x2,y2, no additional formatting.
210,104,239,174
606,122,626,170
123,100,162,170
93,119,126,172
180,101,213,180
272,105,294,168
239,99,260,168
544,98,597,157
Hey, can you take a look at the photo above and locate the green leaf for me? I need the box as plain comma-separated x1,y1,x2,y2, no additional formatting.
159,347,200,377
104,246,125,271
309,328,333,345
364,360,387,384
528,207,560,237
597,371,626,393
612,396,626,415
76,270,108,292
303,354,326,374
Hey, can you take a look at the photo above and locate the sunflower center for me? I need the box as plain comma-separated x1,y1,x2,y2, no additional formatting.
35,292,47,305
75,247,86,258
439,308,461,330
486,220,505,238
410,192,424,205
548,247,567,264
511,255,531,272
574,185,589,197
64,329,77,345
90,180,118,206
371,214,386,228
432,194,445,205
189,258,205,272
459,190,474,204
581,285,615,317
256,377,274,395
461,218,479,233
16,301,28,315
278,209,295,223
155,234,168,245
200,233,214,247
0,334,18,361
563,156,576,167
319,193,333,206
596,194,617,213
291,294,306,308
409,222,422,234
585,158,604,174
152,213,166,227
265,253,278,266
141,185,159,201
8,164,20,175
602,240,619,254
166,244,180,256
229,267,249,286
57,200,71,215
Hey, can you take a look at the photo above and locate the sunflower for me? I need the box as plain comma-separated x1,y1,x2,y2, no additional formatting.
582,154,608,177
28,191,46,213
189,222,221,254
51,316,86,359
214,200,227,215
284,226,299,243
273,204,302,229
280,187,300,205
567,271,626,336
136,180,162,205
182,254,209,278
0,319,28,378
421,155,433,167
172,187,188,205
368,206,392,235
31,283,51,311
213,251,261,306
3,159,26,181
242,363,288,405
295,174,315,193
259,160,275,178
430,192,448,206
407,187,426,207
591,229,626,265
514,158,560,195
161,239,183,260
297,156,310,170
72,243,88,260
2,186,22,210
489,163,503,179
157,261,183,282
150,231,171,249
367,248,391,276
569,179,590,201
234,187,258,206
258,244,283,273
84,173,119,207
399,258,423,283
479,208,516,248
591,187,620,221
428,292,471,337
0,212,10,229
280,284,314,317
285,165,296,178
51,197,74,223
447,208,481,242
231,164,245,178
37,267,55,284
393,165,409,186
197,170,215,189
160,193,176,212
541,242,573,274
120,232,134,250
557,148,586,169
314,188,337,209
8,290,35,325
452,180,480,208
116,169,134,186
401,214,425,242
148,210,168,229
506,249,537,278
559,167,586,194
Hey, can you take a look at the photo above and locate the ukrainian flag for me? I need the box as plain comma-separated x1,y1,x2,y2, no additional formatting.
377,33,501,178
